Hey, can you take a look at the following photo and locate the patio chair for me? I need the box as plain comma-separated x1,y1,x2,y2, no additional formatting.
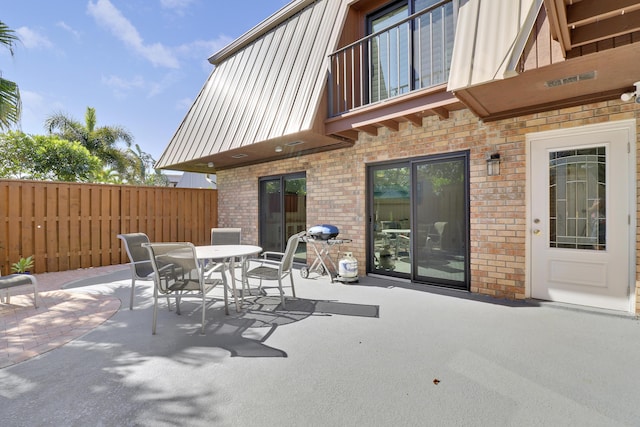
143,242,226,335
211,227,242,245
246,231,305,309
427,222,447,251
209,227,243,271
117,233,154,310
0,274,39,308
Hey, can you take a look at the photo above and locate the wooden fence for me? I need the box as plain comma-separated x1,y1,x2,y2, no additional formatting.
0,180,218,275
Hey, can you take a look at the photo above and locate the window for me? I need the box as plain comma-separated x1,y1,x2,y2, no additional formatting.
367,0,457,103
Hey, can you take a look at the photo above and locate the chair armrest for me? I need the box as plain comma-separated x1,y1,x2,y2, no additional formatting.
253,258,283,267
260,251,285,260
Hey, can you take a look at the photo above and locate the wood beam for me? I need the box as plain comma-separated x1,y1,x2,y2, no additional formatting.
430,107,450,120
354,124,378,136
403,113,423,127
571,9,640,48
380,119,399,132
567,0,640,28
333,129,359,141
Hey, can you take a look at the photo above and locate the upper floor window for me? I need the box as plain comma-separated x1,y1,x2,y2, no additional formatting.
328,0,457,116
368,0,456,103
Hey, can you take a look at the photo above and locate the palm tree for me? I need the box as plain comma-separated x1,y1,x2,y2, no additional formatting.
45,106,133,176
0,21,21,130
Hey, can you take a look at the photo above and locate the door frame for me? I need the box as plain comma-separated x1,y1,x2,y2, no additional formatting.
525,119,637,311
366,151,470,290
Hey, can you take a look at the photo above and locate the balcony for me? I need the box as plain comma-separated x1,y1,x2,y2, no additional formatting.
327,0,462,137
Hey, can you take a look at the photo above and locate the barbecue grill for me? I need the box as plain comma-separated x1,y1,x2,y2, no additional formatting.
300,225,356,283
306,224,339,240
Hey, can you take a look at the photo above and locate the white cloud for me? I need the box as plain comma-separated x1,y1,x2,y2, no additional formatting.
160,0,196,10
56,21,81,39
87,0,180,69
176,36,233,60
101,72,183,99
176,97,193,111
102,74,146,90
18,90,64,135
15,27,53,49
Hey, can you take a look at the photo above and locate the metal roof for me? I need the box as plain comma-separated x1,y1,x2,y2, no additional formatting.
447,0,541,91
156,0,348,172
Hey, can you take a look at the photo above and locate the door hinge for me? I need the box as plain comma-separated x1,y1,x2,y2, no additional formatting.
628,142,631,153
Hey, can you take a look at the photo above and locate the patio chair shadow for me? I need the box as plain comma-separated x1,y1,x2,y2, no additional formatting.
64,278,380,360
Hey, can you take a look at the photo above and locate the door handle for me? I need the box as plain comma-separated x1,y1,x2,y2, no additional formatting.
533,229,541,235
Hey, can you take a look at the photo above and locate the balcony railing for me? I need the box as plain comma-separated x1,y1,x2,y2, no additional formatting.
328,0,457,117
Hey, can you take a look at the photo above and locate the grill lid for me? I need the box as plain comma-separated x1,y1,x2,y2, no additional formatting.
307,224,339,240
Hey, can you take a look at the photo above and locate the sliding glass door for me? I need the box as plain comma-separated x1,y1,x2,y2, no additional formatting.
369,152,469,289
259,173,306,262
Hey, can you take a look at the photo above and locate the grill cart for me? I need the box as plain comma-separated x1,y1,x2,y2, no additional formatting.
299,225,357,283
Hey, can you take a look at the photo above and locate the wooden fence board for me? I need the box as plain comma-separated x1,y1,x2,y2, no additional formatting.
33,184,47,273
0,180,217,275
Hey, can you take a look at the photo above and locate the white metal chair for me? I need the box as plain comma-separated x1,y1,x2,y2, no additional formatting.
117,233,154,310
246,231,305,309
211,227,242,245
427,222,447,251
143,242,226,335
0,274,39,308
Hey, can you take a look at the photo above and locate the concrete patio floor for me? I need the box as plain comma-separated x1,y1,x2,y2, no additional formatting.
1,265,640,426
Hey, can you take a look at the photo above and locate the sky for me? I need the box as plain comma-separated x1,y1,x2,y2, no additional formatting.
1,0,291,164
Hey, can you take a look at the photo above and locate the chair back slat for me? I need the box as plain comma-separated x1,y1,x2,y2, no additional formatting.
211,228,241,245
281,231,305,272
144,242,200,294
117,233,153,277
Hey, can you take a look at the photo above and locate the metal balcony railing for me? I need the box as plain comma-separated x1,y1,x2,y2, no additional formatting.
328,0,457,117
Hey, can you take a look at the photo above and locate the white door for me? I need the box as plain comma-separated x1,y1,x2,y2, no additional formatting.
528,121,635,312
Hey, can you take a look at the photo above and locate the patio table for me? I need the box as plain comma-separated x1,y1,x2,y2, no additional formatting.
380,229,410,258
195,245,262,313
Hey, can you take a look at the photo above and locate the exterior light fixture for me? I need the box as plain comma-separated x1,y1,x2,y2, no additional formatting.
275,146,283,153
621,81,640,103
487,153,500,176
207,161,215,168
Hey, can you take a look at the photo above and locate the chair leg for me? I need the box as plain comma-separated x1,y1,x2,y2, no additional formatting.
29,275,39,309
130,278,136,310
152,292,158,335
289,274,296,298
278,278,286,309
200,296,206,335
223,278,229,315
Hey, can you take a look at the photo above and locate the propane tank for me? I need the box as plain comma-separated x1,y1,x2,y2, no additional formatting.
338,252,358,278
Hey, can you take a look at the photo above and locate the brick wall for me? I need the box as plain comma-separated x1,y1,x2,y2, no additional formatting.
218,100,640,311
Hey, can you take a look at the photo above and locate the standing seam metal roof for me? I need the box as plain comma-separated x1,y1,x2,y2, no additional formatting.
156,0,348,170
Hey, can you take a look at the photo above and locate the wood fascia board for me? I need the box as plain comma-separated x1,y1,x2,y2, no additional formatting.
544,0,570,53
452,89,490,119
325,91,459,134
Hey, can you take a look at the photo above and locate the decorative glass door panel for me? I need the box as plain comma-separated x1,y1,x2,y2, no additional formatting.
549,147,606,250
